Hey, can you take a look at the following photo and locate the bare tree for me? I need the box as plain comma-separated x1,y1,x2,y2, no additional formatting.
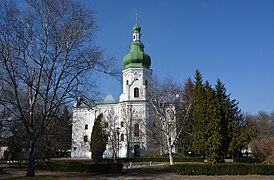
103,107,119,160
120,103,148,158
102,104,146,159
120,104,133,158
250,137,274,163
148,77,192,165
247,110,274,162
0,0,115,176
177,78,195,154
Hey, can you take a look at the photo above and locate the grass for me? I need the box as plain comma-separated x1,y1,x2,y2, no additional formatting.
2,165,274,180
2,159,274,180
6,174,274,180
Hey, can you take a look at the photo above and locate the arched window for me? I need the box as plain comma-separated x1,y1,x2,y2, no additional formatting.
134,123,139,137
126,80,129,85
85,124,88,130
134,88,139,98
121,134,124,141
120,121,124,127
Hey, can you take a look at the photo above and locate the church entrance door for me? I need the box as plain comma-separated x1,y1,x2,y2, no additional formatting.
134,145,140,157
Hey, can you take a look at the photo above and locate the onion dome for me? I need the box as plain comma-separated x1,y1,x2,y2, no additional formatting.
123,19,151,69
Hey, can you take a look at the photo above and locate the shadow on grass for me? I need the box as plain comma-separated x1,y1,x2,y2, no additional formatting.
124,165,172,177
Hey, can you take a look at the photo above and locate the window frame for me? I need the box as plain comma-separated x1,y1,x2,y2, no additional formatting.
83,135,88,142
134,87,139,98
134,123,139,137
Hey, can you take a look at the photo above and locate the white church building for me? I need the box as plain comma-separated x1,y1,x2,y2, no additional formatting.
71,20,174,158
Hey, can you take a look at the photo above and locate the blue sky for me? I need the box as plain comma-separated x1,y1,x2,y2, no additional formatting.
84,0,274,114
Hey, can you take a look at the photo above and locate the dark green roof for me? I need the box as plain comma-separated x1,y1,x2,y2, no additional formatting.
123,41,151,69
133,23,141,33
123,21,151,69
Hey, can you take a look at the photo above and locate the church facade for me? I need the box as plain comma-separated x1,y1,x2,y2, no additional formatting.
71,20,166,158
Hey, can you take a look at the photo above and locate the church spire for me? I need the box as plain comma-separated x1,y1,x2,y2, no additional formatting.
133,15,141,41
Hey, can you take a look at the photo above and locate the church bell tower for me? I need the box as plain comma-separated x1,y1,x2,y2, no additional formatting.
119,18,152,102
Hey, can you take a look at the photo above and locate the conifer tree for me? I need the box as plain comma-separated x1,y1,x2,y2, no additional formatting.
194,73,225,163
227,100,256,157
90,114,107,162
215,79,231,156
193,70,256,162
193,70,207,156
204,82,223,163
214,79,255,157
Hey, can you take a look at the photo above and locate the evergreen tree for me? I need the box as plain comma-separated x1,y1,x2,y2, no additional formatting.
215,79,231,156
193,70,256,162
90,114,107,162
228,101,256,157
204,82,223,163
215,79,255,157
38,106,72,158
193,70,207,156
60,106,72,151
193,73,225,163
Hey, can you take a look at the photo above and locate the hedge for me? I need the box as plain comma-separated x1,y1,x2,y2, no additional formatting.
119,157,203,163
37,162,123,174
171,163,274,175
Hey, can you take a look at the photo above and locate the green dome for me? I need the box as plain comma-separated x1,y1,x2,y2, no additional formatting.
123,41,151,69
123,20,151,69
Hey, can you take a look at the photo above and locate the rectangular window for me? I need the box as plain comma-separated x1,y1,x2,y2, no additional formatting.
85,124,88,130
134,88,139,97
84,135,88,142
134,123,139,137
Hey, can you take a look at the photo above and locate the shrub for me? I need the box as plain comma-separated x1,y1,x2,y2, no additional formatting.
37,162,123,174
171,163,274,175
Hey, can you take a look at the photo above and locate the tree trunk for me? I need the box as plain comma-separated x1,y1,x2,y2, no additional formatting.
26,137,37,177
168,146,174,165
167,136,174,165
